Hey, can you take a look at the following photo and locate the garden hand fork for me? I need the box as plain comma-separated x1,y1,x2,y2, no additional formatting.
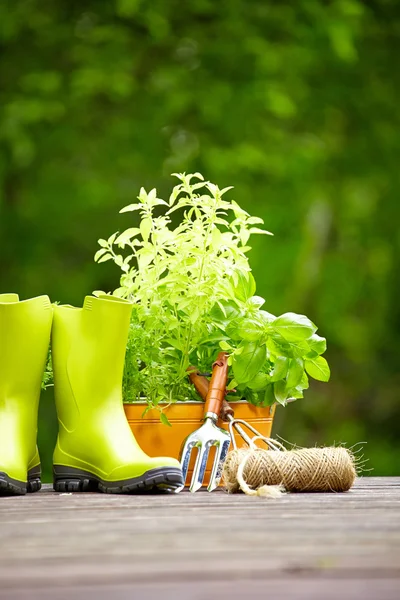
180,352,231,492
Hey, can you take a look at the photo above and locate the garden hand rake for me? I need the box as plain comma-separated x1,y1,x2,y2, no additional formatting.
180,352,231,492
188,369,284,452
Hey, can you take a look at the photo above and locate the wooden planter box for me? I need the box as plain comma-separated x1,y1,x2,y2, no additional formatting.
124,401,275,487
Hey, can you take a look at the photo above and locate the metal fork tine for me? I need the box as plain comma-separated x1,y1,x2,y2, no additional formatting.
180,353,230,491
207,436,231,492
189,445,211,493
180,439,197,485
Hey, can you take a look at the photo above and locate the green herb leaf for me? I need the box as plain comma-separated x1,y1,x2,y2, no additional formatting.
274,380,287,405
237,317,263,341
94,248,108,262
249,227,273,236
140,218,152,242
247,372,270,391
272,312,317,342
270,356,289,381
248,295,265,308
262,384,276,406
160,413,172,427
119,203,142,213
307,333,327,356
97,253,112,263
226,378,238,391
286,358,304,388
305,356,330,382
232,271,256,302
219,341,233,351
115,228,141,246
232,342,267,384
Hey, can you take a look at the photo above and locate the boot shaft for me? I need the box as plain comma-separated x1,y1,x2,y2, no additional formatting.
52,296,133,427
0,294,52,487
0,294,53,402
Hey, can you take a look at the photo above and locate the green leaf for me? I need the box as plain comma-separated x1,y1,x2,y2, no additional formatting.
165,338,184,351
247,217,264,225
226,378,238,391
272,312,317,342
307,334,327,356
237,318,263,341
94,248,108,262
270,356,289,381
119,203,142,213
220,185,234,195
261,384,276,407
274,380,287,405
114,254,124,267
305,356,330,382
140,218,152,242
300,372,309,389
232,342,267,384
98,238,108,248
160,413,172,427
97,253,112,263
288,389,303,399
210,300,241,325
286,358,304,388
219,341,233,351
258,310,276,324
249,227,273,236
248,295,265,307
137,248,154,268
232,271,256,302
247,372,269,391
211,227,222,250
115,228,141,246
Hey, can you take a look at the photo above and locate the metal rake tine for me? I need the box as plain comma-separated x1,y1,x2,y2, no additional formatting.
183,352,230,492
207,436,231,492
180,438,198,486
189,444,211,493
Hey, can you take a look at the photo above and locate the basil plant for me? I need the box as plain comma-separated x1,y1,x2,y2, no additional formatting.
95,173,329,419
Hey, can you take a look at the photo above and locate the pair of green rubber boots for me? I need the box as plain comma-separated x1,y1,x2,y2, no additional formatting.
0,293,183,496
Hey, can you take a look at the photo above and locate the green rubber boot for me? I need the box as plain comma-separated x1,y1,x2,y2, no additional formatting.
0,294,53,495
52,295,183,493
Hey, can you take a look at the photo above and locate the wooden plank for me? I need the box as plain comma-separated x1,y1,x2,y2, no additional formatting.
0,477,399,600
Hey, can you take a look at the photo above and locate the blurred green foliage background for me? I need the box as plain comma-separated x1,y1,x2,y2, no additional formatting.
1,0,399,481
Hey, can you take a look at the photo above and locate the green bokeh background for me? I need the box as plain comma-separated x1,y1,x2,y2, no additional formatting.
1,0,399,481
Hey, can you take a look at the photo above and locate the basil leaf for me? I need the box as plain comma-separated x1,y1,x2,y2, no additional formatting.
261,384,276,407
232,342,267,383
247,372,270,391
270,356,289,382
286,358,304,388
307,333,327,356
160,413,172,427
272,312,317,342
237,318,263,341
274,380,287,405
305,356,330,382
232,271,256,302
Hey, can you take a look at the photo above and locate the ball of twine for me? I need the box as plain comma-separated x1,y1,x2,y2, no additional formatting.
223,446,357,497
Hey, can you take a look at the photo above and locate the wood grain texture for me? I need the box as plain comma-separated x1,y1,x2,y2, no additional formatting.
0,477,399,600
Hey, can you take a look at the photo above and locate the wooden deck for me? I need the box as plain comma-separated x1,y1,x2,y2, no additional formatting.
0,477,399,599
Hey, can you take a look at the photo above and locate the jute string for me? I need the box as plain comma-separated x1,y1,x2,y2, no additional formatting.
223,445,357,498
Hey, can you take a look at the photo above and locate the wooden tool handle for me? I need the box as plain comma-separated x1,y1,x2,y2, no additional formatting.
187,365,234,420
187,368,210,399
204,352,229,417
220,397,234,421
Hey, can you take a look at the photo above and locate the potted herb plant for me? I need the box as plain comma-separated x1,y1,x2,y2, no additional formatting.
95,173,330,474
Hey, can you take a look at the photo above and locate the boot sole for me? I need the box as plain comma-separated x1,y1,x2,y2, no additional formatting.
53,465,184,494
0,466,41,496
